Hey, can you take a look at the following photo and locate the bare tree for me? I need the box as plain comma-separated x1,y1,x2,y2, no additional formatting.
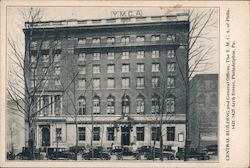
7,7,74,159
176,8,218,161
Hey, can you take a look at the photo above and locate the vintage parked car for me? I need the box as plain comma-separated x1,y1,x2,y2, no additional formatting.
15,147,43,160
69,146,86,155
121,146,134,156
144,148,175,160
47,147,76,160
111,145,123,154
137,146,154,155
163,151,175,160
82,148,111,160
203,145,218,155
176,148,210,160
144,147,161,160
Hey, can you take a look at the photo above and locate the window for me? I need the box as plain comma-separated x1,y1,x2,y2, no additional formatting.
136,36,145,42
122,95,130,114
107,52,115,60
53,40,61,49
30,41,37,50
107,95,115,114
122,77,130,88
107,64,115,73
167,127,175,141
167,77,175,88
78,97,86,115
151,96,160,114
78,65,86,74
167,50,175,58
55,95,61,115
122,64,130,73
54,66,61,75
136,127,144,141
152,50,160,58
178,133,184,142
68,48,74,54
122,51,129,59
56,128,62,141
151,35,160,41
93,52,100,60
151,127,160,141
78,79,86,89
30,79,36,88
42,55,49,63
167,63,175,72
121,36,130,43
55,79,61,86
166,97,175,113
152,63,160,72
42,95,49,116
152,76,160,87
93,96,100,114
107,37,115,43
30,55,37,63
107,127,114,141
93,64,100,74
93,127,100,141
92,38,100,44
136,96,145,114
42,78,49,87
42,41,50,50
107,78,115,89
93,78,100,89
78,127,86,141
137,51,144,59
78,38,86,45
136,77,144,88
137,63,144,72
166,35,176,42
42,67,48,75
54,54,61,62
78,53,86,61
31,68,37,77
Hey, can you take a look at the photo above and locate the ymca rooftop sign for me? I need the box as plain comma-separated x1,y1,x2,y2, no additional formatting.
111,10,143,18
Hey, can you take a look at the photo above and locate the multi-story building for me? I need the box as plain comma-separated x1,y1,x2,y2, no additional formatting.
23,13,189,152
189,74,218,149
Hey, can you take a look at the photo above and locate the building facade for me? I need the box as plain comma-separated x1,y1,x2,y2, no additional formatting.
23,14,189,152
189,74,218,149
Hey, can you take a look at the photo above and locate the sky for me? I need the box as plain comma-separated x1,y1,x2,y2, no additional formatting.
7,6,219,74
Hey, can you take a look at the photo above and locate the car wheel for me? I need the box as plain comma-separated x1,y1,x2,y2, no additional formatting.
170,156,174,160
15,155,22,160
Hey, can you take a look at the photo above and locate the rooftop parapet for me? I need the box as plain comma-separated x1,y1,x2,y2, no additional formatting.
24,14,189,29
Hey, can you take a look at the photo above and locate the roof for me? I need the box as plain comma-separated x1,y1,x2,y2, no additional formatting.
24,14,189,29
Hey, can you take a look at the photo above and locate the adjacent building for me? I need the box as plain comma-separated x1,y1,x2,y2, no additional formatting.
23,13,189,152
6,99,25,154
189,74,218,149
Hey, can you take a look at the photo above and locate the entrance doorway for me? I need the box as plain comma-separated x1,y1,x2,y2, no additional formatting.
121,127,130,145
41,127,50,147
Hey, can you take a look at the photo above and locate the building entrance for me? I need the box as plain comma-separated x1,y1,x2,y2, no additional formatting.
121,126,130,145
41,126,50,147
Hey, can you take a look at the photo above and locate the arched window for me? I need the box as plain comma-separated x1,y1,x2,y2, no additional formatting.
122,94,130,114
93,95,100,114
166,96,175,113
78,96,86,115
151,94,160,114
136,95,145,114
107,95,115,114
